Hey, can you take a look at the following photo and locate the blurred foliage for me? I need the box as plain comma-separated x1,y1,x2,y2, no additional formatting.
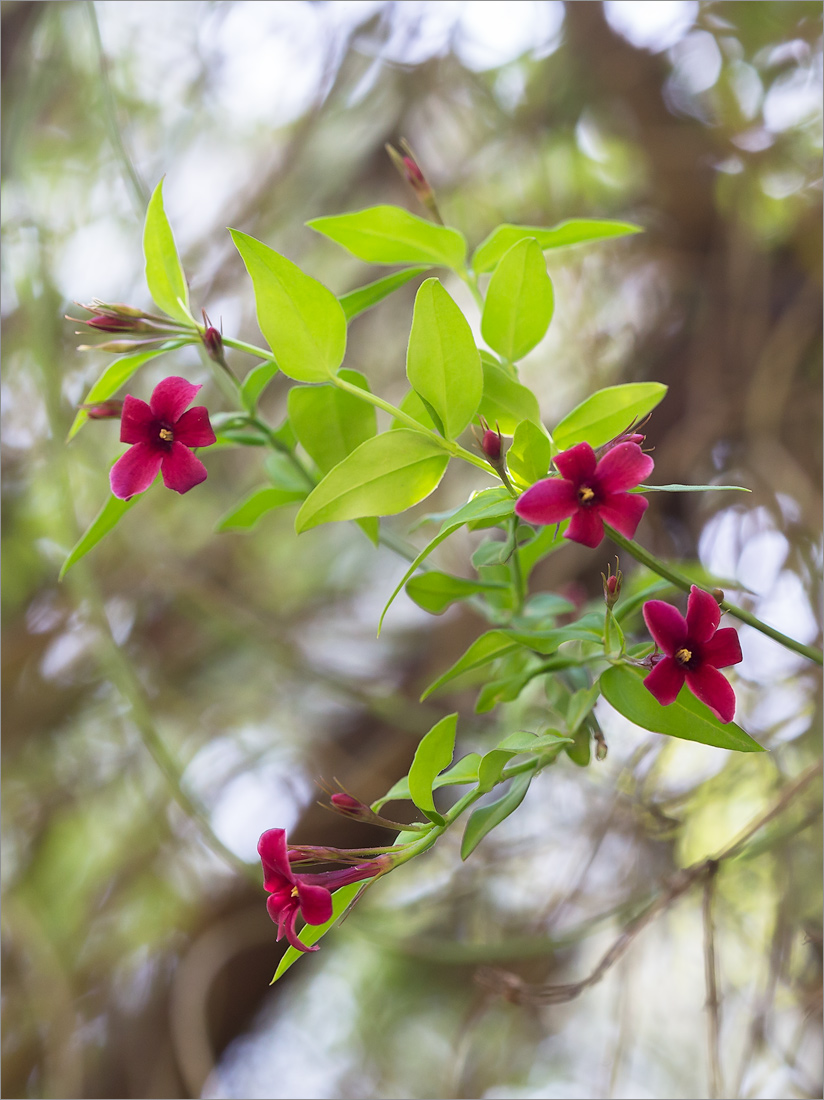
2,2,822,1098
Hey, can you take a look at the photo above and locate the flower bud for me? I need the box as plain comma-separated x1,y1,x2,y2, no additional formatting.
385,140,442,223
79,400,124,420
601,559,623,609
330,792,368,817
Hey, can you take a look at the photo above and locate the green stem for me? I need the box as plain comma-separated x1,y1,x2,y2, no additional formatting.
222,336,276,360
457,265,485,312
605,526,823,666
509,514,525,615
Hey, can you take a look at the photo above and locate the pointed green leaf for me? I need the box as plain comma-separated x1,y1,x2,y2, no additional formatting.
638,483,751,493
472,219,643,274
408,713,458,825
288,369,376,474
271,881,366,983
406,279,483,440
517,521,568,579
391,388,439,433
60,491,143,579
295,429,448,532
461,769,535,859
378,488,515,633
371,752,481,812
421,630,521,700
405,571,506,615
600,666,763,752
230,229,346,382
553,382,667,451
241,360,279,411
477,355,543,436
340,267,429,321
481,238,554,361
264,451,313,493
67,344,183,441
497,729,572,753
143,179,192,323
308,206,466,268
216,486,306,531
507,420,552,486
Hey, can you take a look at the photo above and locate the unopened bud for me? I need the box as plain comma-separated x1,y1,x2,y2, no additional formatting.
330,792,368,817
79,400,124,420
601,558,623,608
385,140,442,223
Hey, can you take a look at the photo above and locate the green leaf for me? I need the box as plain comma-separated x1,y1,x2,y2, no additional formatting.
216,486,306,531
340,267,429,321
67,344,182,441
288,369,376,474
477,749,519,793
241,360,279,411
230,229,346,382
405,571,505,615
638,483,751,493
460,770,535,859
308,206,466,268
600,666,763,752
553,382,667,451
271,881,365,983
143,179,192,324
295,429,448,532
567,684,601,732
517,521,568,580
408,713,458,825
264,452,313,493
406,279,483,440
506,420,552,486
421,630,521,700
477,357,543,435
496,729,572,753
481,238,554,361
475,670,538,714
472,219,643,274
377,488,515,633
565,725,592,767
60,491,143,579
371,752,481,812
391,388,439,433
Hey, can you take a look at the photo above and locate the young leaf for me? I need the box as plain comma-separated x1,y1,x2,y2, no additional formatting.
60,491,143,579
460,770,535,859
216,486,306,531
294,430,449,532
143,179,193,324
340,267,429,321
472,219,643,274
475,670,539,714
271,881,366,983
371,752,481,812
600,666,763,752
552,382,667,451
496,729,572,753
481,238,554,361
308,206,466,268
477,749,519,793
506,420,552,486
405,571,506,615
68,344,183,441
421,631,522,700
230,230,346,382
288,369,377,473
377,488,515,633
406,279,483,440
241,360,279,411
408,713,459,825
477,357,543,435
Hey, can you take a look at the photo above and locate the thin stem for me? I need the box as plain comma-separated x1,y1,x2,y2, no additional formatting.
222,336,276,360
605,526,823,666
457,265,485,312
509,514,525,615
703,861,724,1100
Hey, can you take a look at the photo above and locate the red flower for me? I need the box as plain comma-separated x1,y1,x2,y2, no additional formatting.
258,829,391,954
110,376,216,500
642,586,743,723
514,441,654,549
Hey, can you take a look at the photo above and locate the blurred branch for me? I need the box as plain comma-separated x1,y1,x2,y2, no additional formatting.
703,860,723,1100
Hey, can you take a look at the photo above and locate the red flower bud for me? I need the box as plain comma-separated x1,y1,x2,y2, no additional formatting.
330,792,368,817
79,400,124,420
481,429,502,461
601,559,623,608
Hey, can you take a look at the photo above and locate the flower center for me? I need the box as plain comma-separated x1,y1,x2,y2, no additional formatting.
158,427,174,442
675,647,693,666
577,485,596,505
290,886,299,898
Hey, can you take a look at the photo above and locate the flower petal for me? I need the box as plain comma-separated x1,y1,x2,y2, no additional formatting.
281,906,320,953
554,441,597,483
297,882,334,925
701,627,742,669
643,657,685,706
598,491,648,540
685,664,736,723
643,600,688,654
160,442,208,493
149,376,201,424
258,828,295,892
515,477,578,526
174,406,216,448
685,586,721,643
565,507,605,548
119,396,156,444
595,442,654,494
110,443,163,499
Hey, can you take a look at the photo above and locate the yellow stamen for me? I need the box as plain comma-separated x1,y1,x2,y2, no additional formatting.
159,428,174,441
290,886,299,898
675,647,692,664
578,486,595,503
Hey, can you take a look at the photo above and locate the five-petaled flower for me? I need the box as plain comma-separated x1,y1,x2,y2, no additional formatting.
258,828,391,953
514,440,654,549
642,585,743,723
110,376,216,500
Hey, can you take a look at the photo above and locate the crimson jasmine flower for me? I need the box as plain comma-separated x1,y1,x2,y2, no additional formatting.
642,585,743,723
110,376,216,500
514,440,654,549
258,828,391,953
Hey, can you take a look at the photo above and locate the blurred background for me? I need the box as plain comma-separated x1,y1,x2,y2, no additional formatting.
2,2,822,1097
